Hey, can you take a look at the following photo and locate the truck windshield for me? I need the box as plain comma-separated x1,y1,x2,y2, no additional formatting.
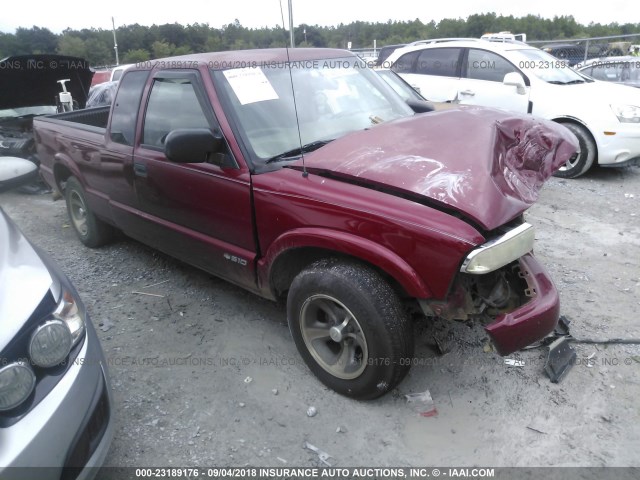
516,49,592,84
212,56,413,166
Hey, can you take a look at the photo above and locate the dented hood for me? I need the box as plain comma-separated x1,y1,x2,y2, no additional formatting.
299,107,578,230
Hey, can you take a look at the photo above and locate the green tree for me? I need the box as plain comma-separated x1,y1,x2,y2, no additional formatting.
172,45,192,56
84,37,113,66
123,48,150,63
58,35,87,58
151,40,173,58
15,26,57,54
0,32,19,57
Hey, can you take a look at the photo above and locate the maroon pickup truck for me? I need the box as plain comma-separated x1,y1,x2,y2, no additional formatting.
33,48,577,399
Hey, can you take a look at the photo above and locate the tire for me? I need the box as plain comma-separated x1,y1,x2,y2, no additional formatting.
553,122,596,179
287,259,413,400
65,176,114,247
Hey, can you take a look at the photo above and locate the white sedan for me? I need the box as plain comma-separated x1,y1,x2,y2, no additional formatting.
387,39,640,178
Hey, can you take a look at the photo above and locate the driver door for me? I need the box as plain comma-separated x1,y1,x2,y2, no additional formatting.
130,70,256,288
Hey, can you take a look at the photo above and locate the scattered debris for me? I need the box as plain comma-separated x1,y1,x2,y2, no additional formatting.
433,334,450,354
306,406,318,417
483,343,494,353
238,402,246,408
304,442,333,466
144,279,170,288
131,291,165,298
98,319,114,332
544,337,576,383
272,389,279,395
277,457,287,464
336,426,347,433
405,390,437,417
244,376,253,384
504,358,525,367
556,315,571,336
526,426,547,435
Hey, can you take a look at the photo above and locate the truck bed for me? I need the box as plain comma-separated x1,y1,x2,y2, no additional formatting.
35,106,110,134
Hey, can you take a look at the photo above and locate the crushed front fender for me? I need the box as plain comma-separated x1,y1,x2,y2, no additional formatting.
485,253,560,355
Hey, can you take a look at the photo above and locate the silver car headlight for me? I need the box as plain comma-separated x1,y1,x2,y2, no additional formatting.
0,362,36,411
29,319,73,368
461,223,535,274
611,104,640,123
28,288,85,368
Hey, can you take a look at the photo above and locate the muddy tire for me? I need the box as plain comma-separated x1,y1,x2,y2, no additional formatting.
553,122,596,179
65,176,114,247
287,259,413,400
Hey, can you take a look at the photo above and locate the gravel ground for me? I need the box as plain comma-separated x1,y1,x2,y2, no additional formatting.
2,165,639,471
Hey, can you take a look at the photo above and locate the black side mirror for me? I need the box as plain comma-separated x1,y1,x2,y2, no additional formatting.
406,99,435,113
164,128,227,165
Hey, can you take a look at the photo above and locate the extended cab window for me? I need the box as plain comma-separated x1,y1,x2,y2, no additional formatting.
142,78,209,148
466,49,517,82
415,48,461,77
110,70,148,145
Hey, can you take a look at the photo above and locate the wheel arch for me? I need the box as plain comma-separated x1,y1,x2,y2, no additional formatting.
551,116,599,163
259,229,433,301
52,154,82,191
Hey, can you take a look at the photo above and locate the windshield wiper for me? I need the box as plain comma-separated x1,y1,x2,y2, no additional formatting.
564,79,585,84
265,139,334,164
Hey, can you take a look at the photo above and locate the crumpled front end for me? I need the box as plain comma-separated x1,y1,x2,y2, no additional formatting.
302,107,579,231
492,117,576,204
484,253,559,355
420,246,559,355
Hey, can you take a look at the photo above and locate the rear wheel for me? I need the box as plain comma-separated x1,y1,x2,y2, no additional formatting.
65,176,114,247
553,122,596,179
287,259,413,400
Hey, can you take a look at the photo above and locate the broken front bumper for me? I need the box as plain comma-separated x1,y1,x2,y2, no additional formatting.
485,253,559,355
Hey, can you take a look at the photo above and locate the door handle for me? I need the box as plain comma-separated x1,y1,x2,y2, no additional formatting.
460,90,475,96
133,162,147,178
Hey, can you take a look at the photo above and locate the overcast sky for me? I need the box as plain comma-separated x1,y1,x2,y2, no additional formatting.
1,0,638,34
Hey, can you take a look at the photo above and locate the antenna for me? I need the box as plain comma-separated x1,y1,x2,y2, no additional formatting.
112,17,120,66
279,0,308,177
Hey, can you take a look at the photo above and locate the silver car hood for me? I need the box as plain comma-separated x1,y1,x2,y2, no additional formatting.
0,209,53,350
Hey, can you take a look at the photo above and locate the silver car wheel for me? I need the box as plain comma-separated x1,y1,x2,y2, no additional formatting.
299,294,368,380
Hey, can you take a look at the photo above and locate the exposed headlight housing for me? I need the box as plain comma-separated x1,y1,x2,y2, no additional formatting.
611,104,640,123
0,362,36,411
28,288,85,368
461,223,535,274
54,289,85,345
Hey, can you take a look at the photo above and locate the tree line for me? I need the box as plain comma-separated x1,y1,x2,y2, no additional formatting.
1,13,639,67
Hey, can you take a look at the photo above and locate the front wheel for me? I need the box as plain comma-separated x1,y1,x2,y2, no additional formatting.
553,122,596,179
287,259,413,400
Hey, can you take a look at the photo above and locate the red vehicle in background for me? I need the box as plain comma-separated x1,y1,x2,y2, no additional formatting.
33,49,577,399
90,69,112,87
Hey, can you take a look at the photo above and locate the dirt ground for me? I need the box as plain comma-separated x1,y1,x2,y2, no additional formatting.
2,165,639,470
